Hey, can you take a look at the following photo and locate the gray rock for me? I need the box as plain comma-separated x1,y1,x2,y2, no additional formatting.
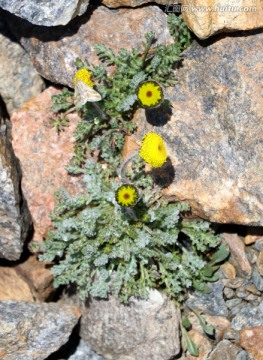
223,329,240,341
0,0,89,26
0,300,80,359
207,340,241,360
225,298,242,310
134,30,263,225
254,238,263,251
231,305,263,330
64,290,181,360
68,340,104,360
252,266,263,291
186,281,228,317
4,5,173,87
0,18,45,114
223,287,235,299
0,121,31,260
236,350,250,360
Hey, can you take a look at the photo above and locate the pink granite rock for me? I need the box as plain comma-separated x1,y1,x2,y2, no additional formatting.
11,87,83,242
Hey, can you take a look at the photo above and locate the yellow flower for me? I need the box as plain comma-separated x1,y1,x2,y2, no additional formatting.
137,80,163,108
139,132,167,168
73,68,94,88
115,184,139,207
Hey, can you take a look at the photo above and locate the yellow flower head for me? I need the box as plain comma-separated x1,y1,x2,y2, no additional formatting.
137,80,164,108
139,132,167,168
73,68,94,88
115,184,139,207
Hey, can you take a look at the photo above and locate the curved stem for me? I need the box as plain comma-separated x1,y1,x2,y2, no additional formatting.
118,150,139,182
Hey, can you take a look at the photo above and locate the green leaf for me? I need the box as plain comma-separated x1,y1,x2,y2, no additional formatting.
182,316,192,330
192,310,215,337
181,327,199,357
210,243,230,265
192,280,212,294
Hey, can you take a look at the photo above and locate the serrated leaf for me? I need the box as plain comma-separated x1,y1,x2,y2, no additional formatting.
182,327,199,357
210,243,230,265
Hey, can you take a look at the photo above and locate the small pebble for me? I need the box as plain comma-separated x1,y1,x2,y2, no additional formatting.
236,286,249,299
223,287,235,299
225,298,242,309
245,248,258,265
244,283,261,295
222,278,244,289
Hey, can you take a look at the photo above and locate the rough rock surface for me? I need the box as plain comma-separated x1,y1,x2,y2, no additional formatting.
0,16,45,114
186,281,228,317
64,290,181,360
181,0,263,39
10,87,83,242
240,327,263,360
0,301,80,359
222,233,252,278
0,121,32,260
0,267,34,301
5,5,173,87
0,0,90,26
133,30,263,225
206,340,241,360
15,255,54,301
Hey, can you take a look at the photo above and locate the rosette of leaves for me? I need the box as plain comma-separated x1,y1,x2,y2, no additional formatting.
38,158,221,304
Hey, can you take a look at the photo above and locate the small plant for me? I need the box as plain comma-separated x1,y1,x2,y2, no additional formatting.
36,16,226,307
38,157,221,303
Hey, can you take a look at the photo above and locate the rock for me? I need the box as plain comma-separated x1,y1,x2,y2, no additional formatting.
223,329,240,341
186,281,228,317
102,0,167,7
222,277,244,289
65,290,181,360
5,5,173,87
181,0,263,39
0,300,81,359
0,120,32,260
246,247,258,265
240,327,263,360
0,16,45,114
245,283,261,295
236,350,250,360
256,249,263,276
220,263,236,280
206,340,241,360
15,255,54,301
187,330,213,360
252,266,263,291
222,234,252,278
231,305,263,330
254,239,263,251
0,266,33,301
223,287,235,299
10,87,84,242
133,30,263,225
0,0,90,26
68,339,104,360
225,298,242,310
